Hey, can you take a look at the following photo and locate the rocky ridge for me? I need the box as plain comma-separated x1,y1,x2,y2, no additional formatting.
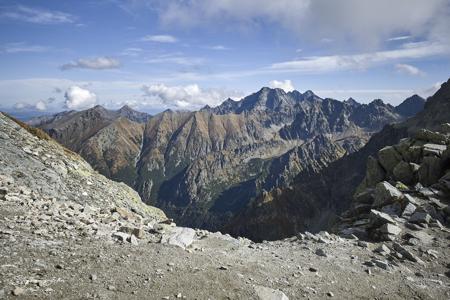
339,126,450,242
29,88,424,237
229,80,448,241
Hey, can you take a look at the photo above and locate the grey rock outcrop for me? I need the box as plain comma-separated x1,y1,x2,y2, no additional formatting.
338,124,450,242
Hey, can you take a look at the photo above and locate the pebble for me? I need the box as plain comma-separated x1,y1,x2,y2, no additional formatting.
12,287,24,296
357,241,369,248
315,248,327,257
327,291,334,297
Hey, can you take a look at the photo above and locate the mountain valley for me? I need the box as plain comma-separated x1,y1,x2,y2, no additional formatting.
28,88,425,239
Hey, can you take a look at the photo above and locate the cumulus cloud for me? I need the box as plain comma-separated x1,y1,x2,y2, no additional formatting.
35,100,47,111
13,97,53,112
141,83,242,109
0,5,75,24
269,42,447,74
149,0,449,48
61,57,120,70
13,102,27,110
64,86,97,110
141,35,177,43
269,80,295,92
395,63,425,76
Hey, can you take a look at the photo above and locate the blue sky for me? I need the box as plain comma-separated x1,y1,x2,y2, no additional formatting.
0,0,449,115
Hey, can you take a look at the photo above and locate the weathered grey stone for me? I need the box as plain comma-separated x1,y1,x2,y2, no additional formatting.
254,286,289,300
357,241,369,248
414,129,448,144
128,234,138,245
423,143,447,156
0,187,7,200
365,156,386,187
119,226,145,239
112,232,129,242
381,203,402,216
373,182,403,207
403,146,422,163
392,243,423,263
372,259,390,270
405,231,433,245
409,211,431,224
369,209,397,227
438,171,450,191
353,189,374,204
113,207,135,220
379,223,402,236
418,156,442,186
374,244,391,255
378,146,402,174
12,287,24,296
315,248,327,257
404,194,420,206
401,202,417,218
440,123,450,134
160,227,196,249
393,161,416,185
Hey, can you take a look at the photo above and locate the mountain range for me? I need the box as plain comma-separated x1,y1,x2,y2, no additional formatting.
28,87,425,238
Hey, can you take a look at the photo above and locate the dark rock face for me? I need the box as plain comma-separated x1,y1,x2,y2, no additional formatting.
394,95,425,118
29,87,425,240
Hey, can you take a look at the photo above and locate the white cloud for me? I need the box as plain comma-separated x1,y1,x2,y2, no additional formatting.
64,86,97,110
0,42,49,54
269,80,295,92
206,45,230,51
387,35,411,42
12,98,51,112
61,57,120,70
35,100,47,111
0,5,75,24
121,47,143,57
13,102,26,110
269,42,448,74
141,83,242,109
151,0,449,47
141,35,177,43
142,53,204,66
395,63,424,76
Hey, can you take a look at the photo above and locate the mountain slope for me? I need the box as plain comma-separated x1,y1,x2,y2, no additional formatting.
30,88,424,238
0,112,165,220
227,79,449,240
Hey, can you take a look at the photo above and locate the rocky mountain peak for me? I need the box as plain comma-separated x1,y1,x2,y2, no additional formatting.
344,97,360,107
395,94,425,118
118,104,133,112
369,99,386,106
303,90,317,98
